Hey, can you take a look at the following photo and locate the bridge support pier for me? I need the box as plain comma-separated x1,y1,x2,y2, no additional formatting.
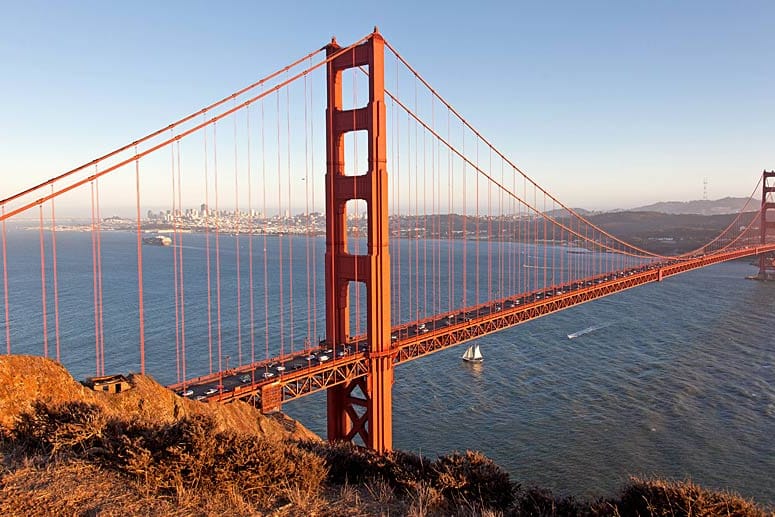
758,170,775,280
324,30,393,452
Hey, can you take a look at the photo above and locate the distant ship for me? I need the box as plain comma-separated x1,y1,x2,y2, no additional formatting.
142,235,172,246
462,343,483,363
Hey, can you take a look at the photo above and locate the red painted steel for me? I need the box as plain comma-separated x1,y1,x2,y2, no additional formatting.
759,170,775,279
324,29,393,452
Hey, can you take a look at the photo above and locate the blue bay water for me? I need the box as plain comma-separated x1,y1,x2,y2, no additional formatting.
2,228,773,504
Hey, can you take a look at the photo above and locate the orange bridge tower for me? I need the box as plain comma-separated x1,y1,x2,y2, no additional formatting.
324,30,393,452
759,170,775,280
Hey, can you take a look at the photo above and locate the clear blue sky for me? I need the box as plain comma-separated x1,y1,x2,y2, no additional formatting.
1,0,773,210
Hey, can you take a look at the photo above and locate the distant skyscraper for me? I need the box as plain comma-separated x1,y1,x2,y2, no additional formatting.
200,203,208,216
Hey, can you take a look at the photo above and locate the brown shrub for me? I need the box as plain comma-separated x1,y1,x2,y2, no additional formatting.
301,443,517,512
431,450,516,511
98,414,327,507
10,400,106,458
510,478,773,517
511,486,611,516
300,440,432,491
616,477,770,517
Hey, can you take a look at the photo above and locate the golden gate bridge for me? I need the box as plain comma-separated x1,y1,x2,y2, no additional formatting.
1,29,774,453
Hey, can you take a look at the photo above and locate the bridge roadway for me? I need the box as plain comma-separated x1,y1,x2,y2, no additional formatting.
168,244,775,412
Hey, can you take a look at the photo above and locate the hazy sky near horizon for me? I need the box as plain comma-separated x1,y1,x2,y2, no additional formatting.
1,0,773,213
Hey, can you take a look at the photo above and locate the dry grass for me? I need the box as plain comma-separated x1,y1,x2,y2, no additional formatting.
0,459,231,516
339,478,362,507
406,482,443,517
365,476,395,505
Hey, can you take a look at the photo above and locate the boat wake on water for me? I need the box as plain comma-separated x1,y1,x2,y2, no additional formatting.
567,323,611,339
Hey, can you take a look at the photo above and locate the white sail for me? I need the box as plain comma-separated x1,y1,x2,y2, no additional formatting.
462,344,483,362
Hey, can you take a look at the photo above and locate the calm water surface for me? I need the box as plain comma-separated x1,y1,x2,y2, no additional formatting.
3,229,773,504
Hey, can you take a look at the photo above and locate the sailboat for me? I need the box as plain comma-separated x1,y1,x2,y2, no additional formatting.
461,343,483,363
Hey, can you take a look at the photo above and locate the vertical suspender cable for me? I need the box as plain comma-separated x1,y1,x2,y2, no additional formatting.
304,73,311,354
234,102,242,366
423,104,428,321
247,105,256,367
171,138,181,382
214,122,223,373
38,205,48,358
447,110,452,314
461,125,467,308
95,178,105,374
532,186,537,292
389,60,396,328
134,150,146,373
309,58,318,346
413,79,418,323
90,181,99,374
406,97,413,324
413,74,420,319
551,197,556,288
487,149,492,303
276,93,285,358
262,98,269,361
474,140,479,306
543,192,547,290
431,96,439,318
286,79,294,353
522,176,527,294
499,160,505,298
395,62,402,326
203,116,214,374
176,141,187,384
49,186,61,361
1,205,9,354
